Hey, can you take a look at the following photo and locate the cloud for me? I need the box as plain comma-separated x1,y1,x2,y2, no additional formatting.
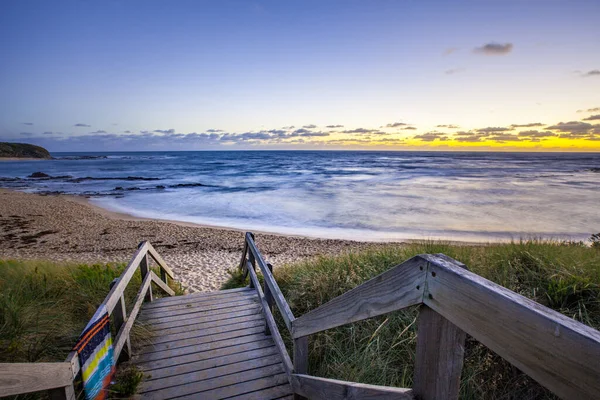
413,132,448,142
326,125,344,128
577,107,600,113
583,70,600,77
510,123,544,128
436,124,460,129
517,130,556,138
488,134,522,142
154,129,176,134
473,42,513,55
20,132,34,136
90,130,107,134
281,126,295,130
445,68,465,75
22,122,34,126
545,121,594,134
443,47,458,56
123,130,132,133
401,126,417,130
583,115,600,121
342,128,387,135
384,122,408,128
476,126,513,134
455,136,484,142
74,123,91,127
42,131,55,135
206,129,224,133
302,124,317,129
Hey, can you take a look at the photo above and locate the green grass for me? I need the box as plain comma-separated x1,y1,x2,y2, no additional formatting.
223,239,600,400
0,259,183,399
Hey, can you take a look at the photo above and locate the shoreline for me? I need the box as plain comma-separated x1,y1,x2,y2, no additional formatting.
0,189,404,291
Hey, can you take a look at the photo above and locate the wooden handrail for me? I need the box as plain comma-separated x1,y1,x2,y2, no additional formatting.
0,241,175,399
240,233,600,400
421,253,600,400
291,255,427,339
245,232,295,331
246,260,294,375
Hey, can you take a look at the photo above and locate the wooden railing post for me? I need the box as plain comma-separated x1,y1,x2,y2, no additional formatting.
293,336,309,400
413,262,467,400
139,253,153,302
109,278,130,362
48,384,76,400
248,252,256,289
264,263,274,335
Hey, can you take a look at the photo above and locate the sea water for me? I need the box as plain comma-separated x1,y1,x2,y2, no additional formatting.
2,151,599,242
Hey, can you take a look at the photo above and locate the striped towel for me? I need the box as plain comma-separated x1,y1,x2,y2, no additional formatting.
74,305,115,400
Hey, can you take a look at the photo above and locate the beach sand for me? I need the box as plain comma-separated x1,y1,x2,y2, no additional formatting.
0,189,399,291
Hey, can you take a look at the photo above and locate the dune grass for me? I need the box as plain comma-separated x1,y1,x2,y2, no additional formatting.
224,239,600,400
0,259,183,399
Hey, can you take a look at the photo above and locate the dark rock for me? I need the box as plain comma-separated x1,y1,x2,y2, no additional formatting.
589,168,600,173
28,172,51,178
169,183,208,188
69,176,160,183
114,186,124,191
156,185,166,189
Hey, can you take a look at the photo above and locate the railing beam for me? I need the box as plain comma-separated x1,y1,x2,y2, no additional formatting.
109,279,130,362
139,253,153,302
293,336,309,400
264,263,274,335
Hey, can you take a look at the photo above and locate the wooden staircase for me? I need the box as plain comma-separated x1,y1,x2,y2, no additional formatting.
133,287,293,399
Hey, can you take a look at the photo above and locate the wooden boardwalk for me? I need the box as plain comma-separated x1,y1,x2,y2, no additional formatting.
134,287,294,400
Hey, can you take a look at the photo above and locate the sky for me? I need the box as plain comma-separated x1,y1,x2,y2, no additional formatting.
1,0,599,152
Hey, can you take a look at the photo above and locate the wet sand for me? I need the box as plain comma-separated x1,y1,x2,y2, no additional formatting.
0,189,399,291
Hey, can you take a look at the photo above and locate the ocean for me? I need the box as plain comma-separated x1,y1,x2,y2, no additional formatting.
1,151,599,242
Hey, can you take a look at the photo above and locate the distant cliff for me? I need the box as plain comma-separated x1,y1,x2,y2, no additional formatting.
0,142,52,159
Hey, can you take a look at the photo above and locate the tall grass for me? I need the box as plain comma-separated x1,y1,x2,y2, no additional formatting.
0,259,183,399
224,240,600,399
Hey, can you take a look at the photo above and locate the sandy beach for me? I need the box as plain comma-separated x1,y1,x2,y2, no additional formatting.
0,189,397,291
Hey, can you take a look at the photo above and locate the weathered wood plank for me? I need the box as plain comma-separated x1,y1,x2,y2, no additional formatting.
0,362,73,397
113,272,152,361
139,304,262,326
148,319,265,345
169,373,290,400
138,324,266,353
150,271,175,296
139,345,278,379
292,256,427,339
226,384,293,400
140,354,283,393
246,233,296,331
140,363,286,399
139,291,255,314
135,334,274,363
247,259,294,375
423,254,600,400
412,305,466,400
147,313,264,338
139,297,257,319
290,374,414,400
413,257,467,400
147,306,262,331
104,242,149,313
146,241,175,279
141,289,254,309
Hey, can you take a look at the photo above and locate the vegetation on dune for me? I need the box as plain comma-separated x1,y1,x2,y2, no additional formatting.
0,259,183,399
224,238,600,400
0,142,52,159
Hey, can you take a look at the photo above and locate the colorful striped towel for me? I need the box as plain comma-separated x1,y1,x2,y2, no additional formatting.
74,305,115,400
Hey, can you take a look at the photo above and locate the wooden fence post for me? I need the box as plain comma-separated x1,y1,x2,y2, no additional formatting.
264,263,274,335
413,262,467,400
248,251,256,289
293,336,309,400
109,279,130,362
139,253,153,302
